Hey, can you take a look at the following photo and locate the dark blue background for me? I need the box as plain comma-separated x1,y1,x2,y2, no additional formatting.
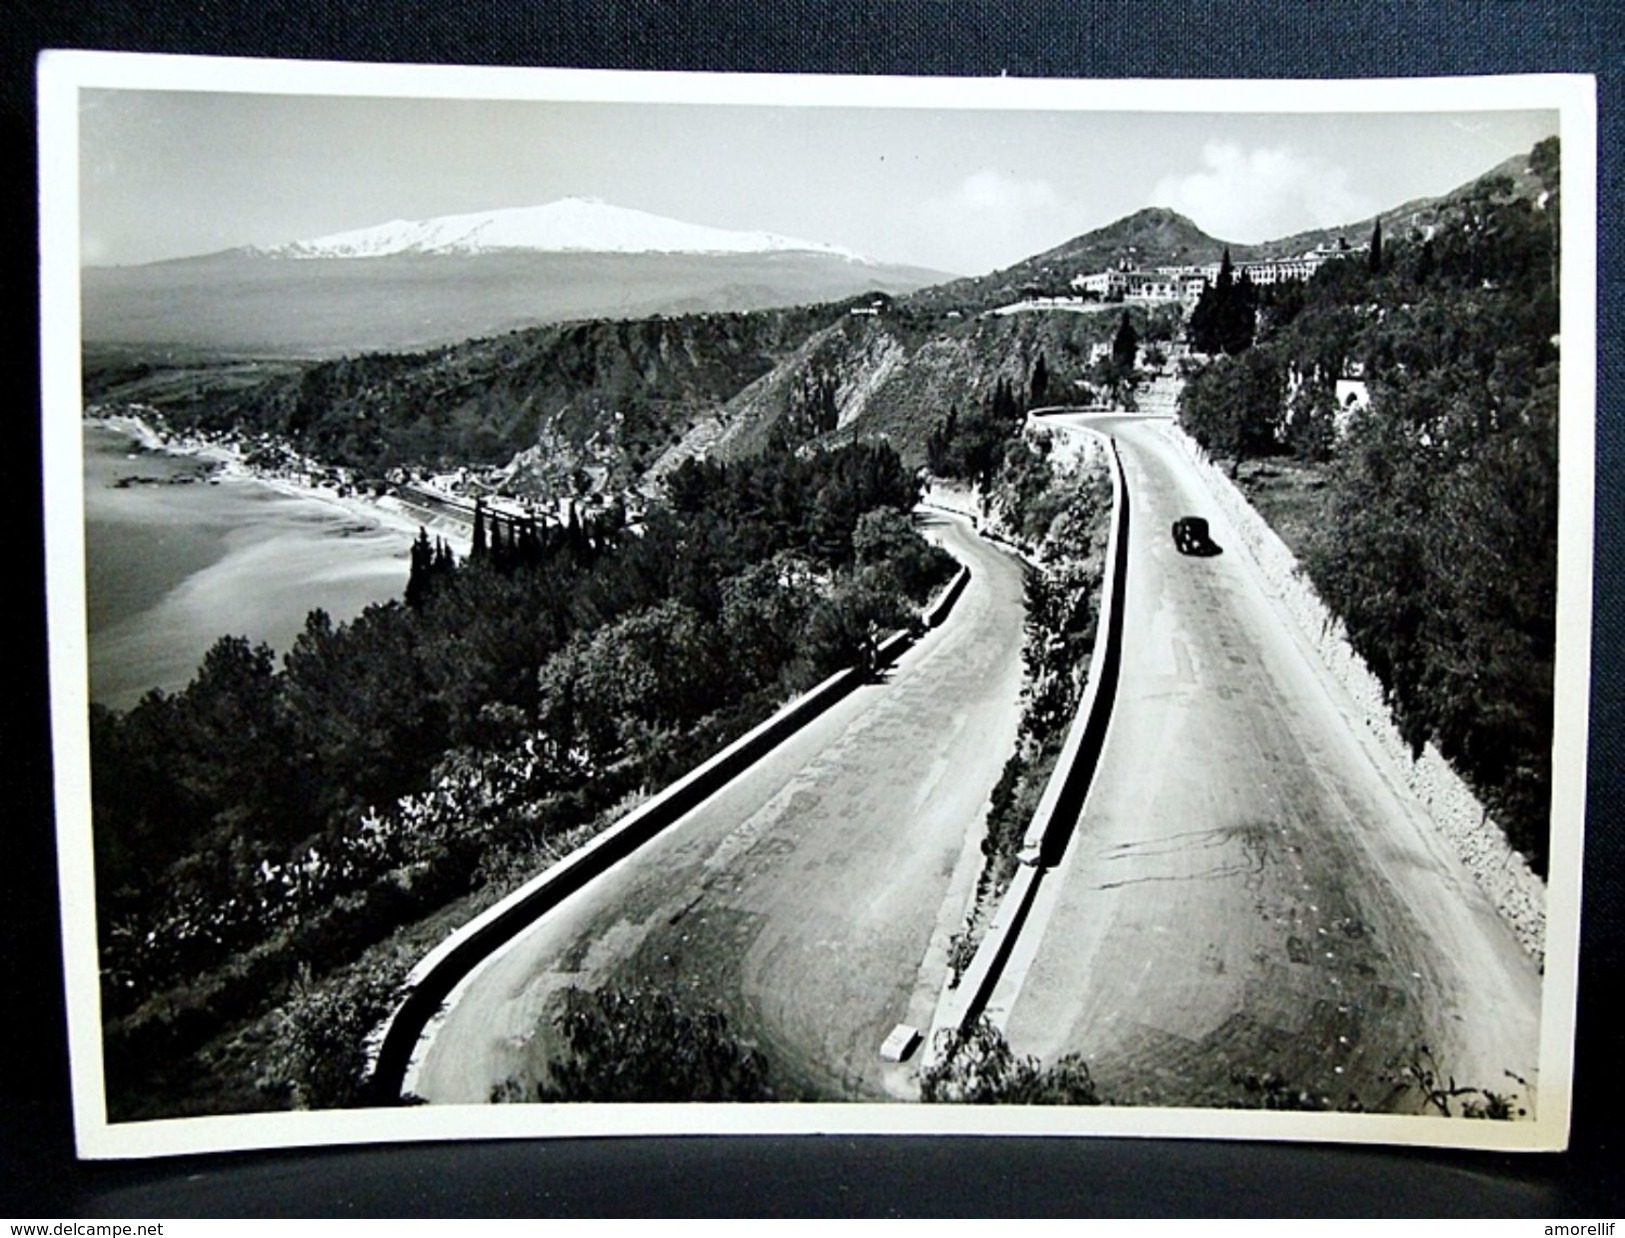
3,1,1619,1216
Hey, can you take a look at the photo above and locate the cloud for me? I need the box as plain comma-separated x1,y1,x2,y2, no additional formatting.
954,168,1061,215
906,169,1076,274
1150,143,1378,242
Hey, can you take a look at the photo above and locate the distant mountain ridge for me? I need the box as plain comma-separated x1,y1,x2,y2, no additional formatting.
1259,148,1552,262
901,206,1316,313
82,199,950,357
81,145,1552,360
246,197,874,264
904,146,1553,313
86,138,1560,508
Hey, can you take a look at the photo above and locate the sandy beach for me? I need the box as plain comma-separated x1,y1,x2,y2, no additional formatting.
91,410,474,548
84,414,470,709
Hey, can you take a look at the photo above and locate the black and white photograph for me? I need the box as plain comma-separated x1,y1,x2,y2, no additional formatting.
38,55,1594,1159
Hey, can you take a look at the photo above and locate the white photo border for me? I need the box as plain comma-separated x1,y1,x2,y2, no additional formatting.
37,50,1597,1160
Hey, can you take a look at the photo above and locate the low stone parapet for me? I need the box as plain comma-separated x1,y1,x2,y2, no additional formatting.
369,536,979,1101
927,433,1131,1051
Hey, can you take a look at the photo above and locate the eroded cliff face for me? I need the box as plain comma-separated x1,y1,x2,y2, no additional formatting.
88,293,1140,502
650,306,1131,484
84,304,844,489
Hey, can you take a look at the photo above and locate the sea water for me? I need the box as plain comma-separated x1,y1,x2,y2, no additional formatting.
82,424,414,710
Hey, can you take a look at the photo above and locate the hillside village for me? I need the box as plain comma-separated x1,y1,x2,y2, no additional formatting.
1068,237,1369,305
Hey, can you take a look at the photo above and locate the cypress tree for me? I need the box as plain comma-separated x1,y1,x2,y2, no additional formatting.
991,376,1016,423
1368,218,1384,274
405,526,434,609
1220,270,1257,355
518,516,541,568
927,407,958,476
566,505,588,557
1415,236,1434,285
472,498,488,560
1188,250,1255,355
818,375,839,434
1112,312,1139,369
1188,282,1220,354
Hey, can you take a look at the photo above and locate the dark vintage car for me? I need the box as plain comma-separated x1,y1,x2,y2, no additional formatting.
1172,516,1220,556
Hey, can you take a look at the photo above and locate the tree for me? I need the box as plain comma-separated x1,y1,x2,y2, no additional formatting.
1285,384,1339,463
404,526,435,609
929,404,1008,490
1369,217,1384,275
803,566,910,676
535,598,722,772
1189,249,1257,356
1178,348,1286,471
791,372,840,437
171,635,296,844
281,604,446,826
717,554,821,694
1220,269,1258,354
264,962,401,1110
1092,314,1141,410
1111,311,1138,370
415,555,575,746
853,507,953,602
926,406,959,477
990,375,1022,424
1029,352,1050,406
1414,237,1435,285
1188,281,1219,354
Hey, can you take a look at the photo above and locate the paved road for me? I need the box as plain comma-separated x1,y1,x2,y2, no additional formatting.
995,414,1542,1113
409,510,1026,1103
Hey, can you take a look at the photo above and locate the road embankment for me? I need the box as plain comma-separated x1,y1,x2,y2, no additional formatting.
1156,421,1546,962
369,549,975,1101
926,431,1130,1045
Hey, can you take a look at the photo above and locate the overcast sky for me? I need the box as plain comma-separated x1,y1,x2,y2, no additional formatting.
78,88,1558,275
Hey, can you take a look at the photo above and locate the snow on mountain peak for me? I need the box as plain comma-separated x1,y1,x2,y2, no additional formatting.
256,199,872,263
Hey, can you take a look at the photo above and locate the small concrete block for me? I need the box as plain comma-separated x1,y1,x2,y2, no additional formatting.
879,1023,922,1063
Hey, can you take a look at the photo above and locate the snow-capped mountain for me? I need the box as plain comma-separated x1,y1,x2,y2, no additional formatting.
254,197,873,264
84,199,952,356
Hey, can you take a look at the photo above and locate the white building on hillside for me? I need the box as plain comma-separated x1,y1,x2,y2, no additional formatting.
1072,239,1367,305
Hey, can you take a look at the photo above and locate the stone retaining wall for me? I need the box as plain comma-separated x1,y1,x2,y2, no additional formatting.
1157,421,1547,962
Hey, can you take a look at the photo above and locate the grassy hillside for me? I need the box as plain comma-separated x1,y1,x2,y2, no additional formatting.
86,291,1165,503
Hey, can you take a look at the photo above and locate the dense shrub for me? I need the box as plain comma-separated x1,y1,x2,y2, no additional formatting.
517,985,776,1104
922,1018,1099,1105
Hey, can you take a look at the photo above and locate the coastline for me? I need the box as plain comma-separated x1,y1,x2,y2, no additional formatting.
84,408,473,708
89,408,474,554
